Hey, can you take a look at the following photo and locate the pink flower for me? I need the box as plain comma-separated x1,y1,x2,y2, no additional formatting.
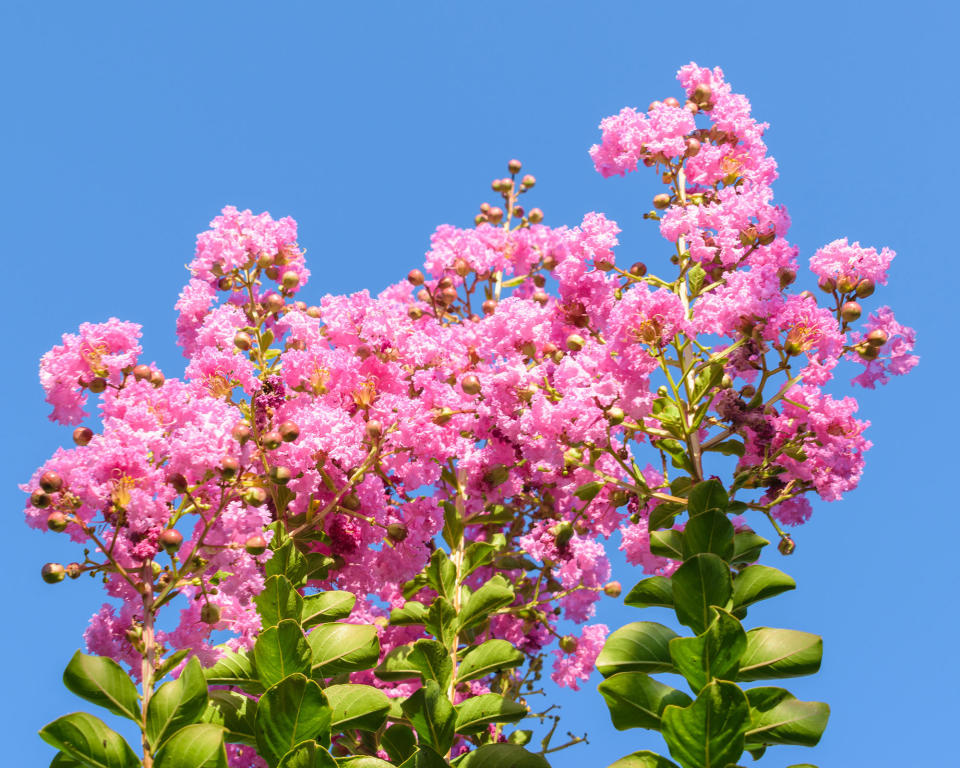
551,624,607,690
810,238,894,286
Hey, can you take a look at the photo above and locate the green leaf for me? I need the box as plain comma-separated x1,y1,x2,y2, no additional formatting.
456,639,525,683
671,554,733,635
648,502,684,532
202,690,257,746
457,575,514,633
337,758,396,768
607,752,681,768
154,723,227,768
732,565,796,610
409,639,454,691
62,651,141,722
737,628,823,681
681,511,734,561
730,533,768,565
325,684,391,732
704,440,744,458
657,440,695,474
595,622,678,677
455,744,550,768
660,680,749,768
574,480,604,502
277,740,338,768
256,575,304,629
254,619,312,688
426,550,457,598
687,480,728,517
426,597,458,648
401,680,455,755
397,746,449,768
462,542,496,576
625,576,674,608
744,687,829,747
375,645,423,682
649,530,685,560
691,362,722,403
266,539,308,586
147,657,209,748
442,499,465,550
390,601,429,627
381,724,417,763
308,622,380,678
255,673,332,764
301,591,356,629
687,264,707,299
597,672,692,731
49,753,84,768
668,609,746,694
454,693,527,734
204,648,263,694
39,713,140,768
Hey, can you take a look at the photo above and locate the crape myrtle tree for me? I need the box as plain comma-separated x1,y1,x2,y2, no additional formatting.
23,63,916,768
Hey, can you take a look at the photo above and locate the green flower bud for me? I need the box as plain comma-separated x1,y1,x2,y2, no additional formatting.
47,511,68,532
244,535,268,555
559,635,578,654
160,529,183,553
461,375,482,396
41,563,65,584
566,334,585,352
200,602,221,625
243,487,268,507
603,581,622,597
278,421,300,442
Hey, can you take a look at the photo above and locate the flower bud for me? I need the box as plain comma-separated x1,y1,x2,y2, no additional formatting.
461,375,482,396
66,562,82,579
234,331,252,351
866,329,888,347
73,427,94,446
220,457,240,479
264,293,285,314
778,535,796,556
858,344,879,361
281,271,300,290
265,265,280,281
692,83,712,103
41,563,65,584
217,276,234,291
628,261,647,278
663,96,680,108
566,334,585,352
39,471,63,493
837,274,857,294
487,207,504,224
269,466,292,485
521,174,536,188
652,193,671,210
684,137,701,157
387,522,408,542
47,511,68,532
365,420,383,440
30,489,51,509
841,301,862,323
508,158,522,174
133,364,152,381
279,421,300,442
88,377,107,394
603,581,622,598
528,208,544,224
149,371,165,388
243,486,268,507
408,306,424,320
341,493,361,511
778,268,796,289
261,431,282,450
817,276,836,293
606,406,626,425
257,252,274,268
855,278,875,298
160,529,183,553
245,535,268,555
232,423,252,444
559,635,578,654
200,602,221,625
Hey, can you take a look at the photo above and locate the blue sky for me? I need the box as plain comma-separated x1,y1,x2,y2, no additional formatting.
2,2,956,765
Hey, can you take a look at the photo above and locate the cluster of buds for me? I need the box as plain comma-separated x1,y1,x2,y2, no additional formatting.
475,159,542,227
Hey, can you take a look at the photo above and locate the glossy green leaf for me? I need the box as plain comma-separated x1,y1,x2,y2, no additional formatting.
574,480,604,501
732,565,796,610
687,479,728,517
705,440,744,458
598,672,692,731
375,645,422,682
381,724,417,763
255,575,304,629
648,502,684,531
671,554,733,635
691,362,722,401
595,622,678,677
301,591,356,629
426,597,458,648
660,681,749,768
39,713,140,768
254,619,312,688
408,640,454,690
202,690,257,746
265,539,308,586
398,746,449,768
607,752,681,768
462,542,496,577
147,657,208,748
649,530,685,560
625,576,673,608
62,651,141,722
442,499,465,549
456,639,525,683
276,740,337,768
324,684,390,732
426,550,457,598
336,758,395,768
204,648,263,694
730,532,768,565
255,673,332,765
454,693,527,734
737,628,822,681
456,744,550,768
156,649,191,681
401,680,455,754
745,687,829,747
681,511,734,561
154,723,227,768
668,609,746,693
457,575,514,633
390,601,429,626
308,622,380,678
49,752,84,768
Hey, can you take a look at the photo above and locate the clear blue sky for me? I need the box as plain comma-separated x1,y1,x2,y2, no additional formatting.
2,2,955,765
